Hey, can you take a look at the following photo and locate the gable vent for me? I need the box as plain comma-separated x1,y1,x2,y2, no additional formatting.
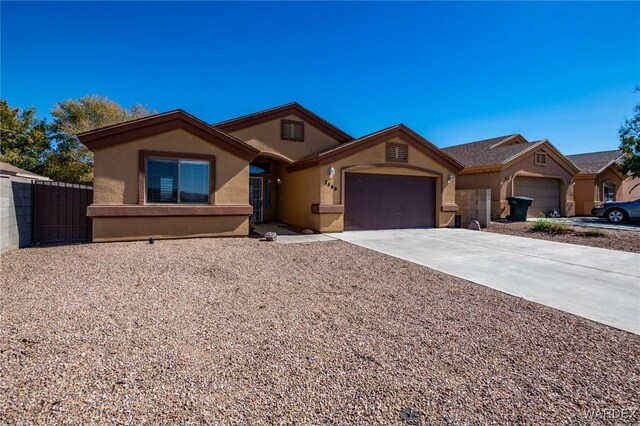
387,143,408,162
281,120,304,141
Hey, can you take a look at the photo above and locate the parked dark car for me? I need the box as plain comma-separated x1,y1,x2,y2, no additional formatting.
591,199,640,223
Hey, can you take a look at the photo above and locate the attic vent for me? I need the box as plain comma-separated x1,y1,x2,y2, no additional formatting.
386,143,408,163
281,120,304,141
535,151,547,166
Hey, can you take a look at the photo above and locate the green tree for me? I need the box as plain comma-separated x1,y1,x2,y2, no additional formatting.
0,100,51,174
618,89,640,177
45,95,154,183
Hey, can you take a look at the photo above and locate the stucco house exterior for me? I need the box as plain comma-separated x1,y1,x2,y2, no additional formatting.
80,103,463,242
442,134,580,218
567,150,640,216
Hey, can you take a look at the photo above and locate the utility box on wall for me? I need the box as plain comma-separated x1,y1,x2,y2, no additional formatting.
455,188,491,228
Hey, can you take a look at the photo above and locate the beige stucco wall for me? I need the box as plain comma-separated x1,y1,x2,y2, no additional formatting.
276,165,323,231
621,176,640,200
93,128,249,205
92,216,248,242
456,171,502,217
573,177,597,216
455,147,576,218
90,128,251,241
229,114,342,161
279,136,459,232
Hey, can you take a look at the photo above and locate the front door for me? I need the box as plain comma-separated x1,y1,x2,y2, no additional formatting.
249,176,264,223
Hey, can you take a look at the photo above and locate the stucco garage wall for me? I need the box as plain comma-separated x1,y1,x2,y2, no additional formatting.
0,175,33,253
502,149,575,217
285,138,459,232
90,128,251,241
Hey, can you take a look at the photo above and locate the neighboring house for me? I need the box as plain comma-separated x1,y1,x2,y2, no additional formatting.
567,150,640,216
442,134,580,218
0,162,51,181
79,103,463,242
0,162,50,253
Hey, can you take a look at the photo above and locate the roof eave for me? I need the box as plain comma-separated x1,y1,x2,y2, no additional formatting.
79,110,260,161
286,124,464,173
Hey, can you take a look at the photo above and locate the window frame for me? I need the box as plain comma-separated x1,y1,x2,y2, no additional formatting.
138,150,215,205
386,142,409,163
534,151,547,166
603,181,616,202
281,119,305,142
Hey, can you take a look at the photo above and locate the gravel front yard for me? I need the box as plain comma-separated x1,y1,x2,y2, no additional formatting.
1,239,638,424
486,221,640,253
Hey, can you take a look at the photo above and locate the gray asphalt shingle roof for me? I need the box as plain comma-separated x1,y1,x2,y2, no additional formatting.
566,150,624,174
441,134,542,167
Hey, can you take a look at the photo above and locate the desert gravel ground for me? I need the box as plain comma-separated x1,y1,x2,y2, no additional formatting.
1,238,639,425
486,221,640,253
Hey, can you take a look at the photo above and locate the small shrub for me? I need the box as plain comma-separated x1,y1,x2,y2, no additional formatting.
531,218,571,235
531,218,552,231
580,228,606,238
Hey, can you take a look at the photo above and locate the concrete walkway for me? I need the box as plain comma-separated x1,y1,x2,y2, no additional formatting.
333,228,640,334
253,223,335,244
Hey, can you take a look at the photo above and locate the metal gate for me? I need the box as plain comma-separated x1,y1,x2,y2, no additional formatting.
33,181,93,244
249,176,263,223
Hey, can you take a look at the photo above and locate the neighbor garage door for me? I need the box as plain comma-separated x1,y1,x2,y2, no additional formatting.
344,173,436,230
514,177,560,217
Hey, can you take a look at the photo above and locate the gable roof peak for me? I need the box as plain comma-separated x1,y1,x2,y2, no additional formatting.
286,123,464,173
213,102,353,143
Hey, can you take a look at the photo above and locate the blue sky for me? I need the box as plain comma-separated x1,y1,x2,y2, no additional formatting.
2,1,638,154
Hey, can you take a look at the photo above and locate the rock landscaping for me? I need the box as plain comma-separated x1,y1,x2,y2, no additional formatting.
487,220,640,253
1,239,638,424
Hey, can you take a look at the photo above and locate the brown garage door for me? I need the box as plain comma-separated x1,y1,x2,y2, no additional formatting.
514,177,560,217
344,173,436,230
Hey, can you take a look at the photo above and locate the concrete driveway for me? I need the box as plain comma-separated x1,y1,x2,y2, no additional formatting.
333,228,640,334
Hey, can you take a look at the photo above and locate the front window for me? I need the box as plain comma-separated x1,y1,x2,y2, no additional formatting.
146,158,209,204
603,182,616,202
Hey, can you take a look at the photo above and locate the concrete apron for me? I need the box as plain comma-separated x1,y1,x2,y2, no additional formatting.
333,228,640,334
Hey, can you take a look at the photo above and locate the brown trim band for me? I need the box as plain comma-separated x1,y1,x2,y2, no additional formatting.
87,205,253,217
138,150,216,205
441,203,459,212
311,204,344,214
79,110,259,161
